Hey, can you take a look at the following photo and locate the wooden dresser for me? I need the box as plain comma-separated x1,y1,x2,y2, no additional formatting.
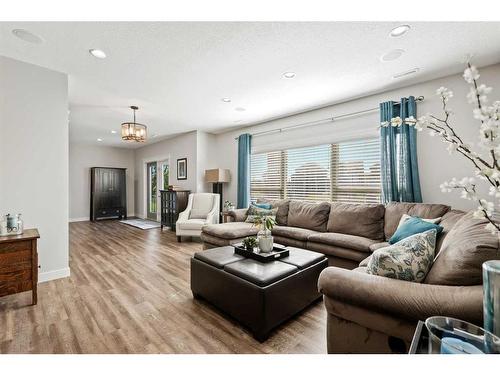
0,229,39,305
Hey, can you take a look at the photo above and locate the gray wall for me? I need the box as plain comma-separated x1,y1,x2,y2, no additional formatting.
69,143,136,220
0,56,69,282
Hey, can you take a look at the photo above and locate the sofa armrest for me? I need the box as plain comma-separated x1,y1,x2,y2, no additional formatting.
318,267,483,324
228,208,248,222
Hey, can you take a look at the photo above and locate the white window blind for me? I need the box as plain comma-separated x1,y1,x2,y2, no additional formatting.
250,138,381,204
331,138,381,204
285,144,331,201
250,151,283,201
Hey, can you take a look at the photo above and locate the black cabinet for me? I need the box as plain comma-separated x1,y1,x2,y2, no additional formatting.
90,167,127,221
160,190,190,230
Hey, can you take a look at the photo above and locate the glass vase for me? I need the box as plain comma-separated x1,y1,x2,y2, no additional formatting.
483,260,500,337
257,230,274,253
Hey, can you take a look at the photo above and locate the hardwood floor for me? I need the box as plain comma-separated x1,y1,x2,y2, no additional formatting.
0,221,327,353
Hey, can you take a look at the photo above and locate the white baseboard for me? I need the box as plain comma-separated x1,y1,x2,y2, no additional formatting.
39,267,71,283
69,217,89,222
69,214,136,223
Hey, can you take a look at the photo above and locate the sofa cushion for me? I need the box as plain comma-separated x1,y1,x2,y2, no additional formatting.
200,233,245,247
367,230,437,283
272,236,307,249
435,209,466,254
202,222,258,239
258,199,290,226
306,242,368,262
424,211,500,286
287,201,330,232
384,202,450,240
308,232,380,253
327,203,385,240
272,225,317,241
369,242,390,252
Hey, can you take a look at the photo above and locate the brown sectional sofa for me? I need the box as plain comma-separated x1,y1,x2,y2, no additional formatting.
201,199,500,353
201,199,450,269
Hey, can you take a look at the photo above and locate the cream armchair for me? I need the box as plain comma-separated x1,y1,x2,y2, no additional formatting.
176,193,220,242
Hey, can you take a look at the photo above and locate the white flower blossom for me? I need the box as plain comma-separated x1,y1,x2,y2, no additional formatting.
473,208,486,219
447,142,459,154
480,199,495,216
489,186,500,199
463,65,480,83
436,87,453,102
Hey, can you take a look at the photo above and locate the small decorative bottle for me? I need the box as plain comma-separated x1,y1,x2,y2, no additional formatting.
16,214,23,235
6,214,15,231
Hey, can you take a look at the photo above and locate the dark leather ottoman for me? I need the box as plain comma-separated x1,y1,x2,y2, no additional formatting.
190,246,328,341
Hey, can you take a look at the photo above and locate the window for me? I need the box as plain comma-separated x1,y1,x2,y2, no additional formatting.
250,138,381,204
250,151,283,200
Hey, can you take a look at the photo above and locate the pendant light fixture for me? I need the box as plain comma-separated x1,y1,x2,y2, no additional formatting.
121,106,147,142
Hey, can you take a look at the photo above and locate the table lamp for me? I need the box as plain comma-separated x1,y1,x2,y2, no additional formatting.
205,168,231,216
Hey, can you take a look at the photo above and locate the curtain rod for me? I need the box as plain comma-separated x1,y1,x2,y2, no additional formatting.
234,96,424,140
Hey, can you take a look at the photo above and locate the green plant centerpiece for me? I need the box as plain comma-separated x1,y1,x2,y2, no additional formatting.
242,236,258,251
253,215,276,253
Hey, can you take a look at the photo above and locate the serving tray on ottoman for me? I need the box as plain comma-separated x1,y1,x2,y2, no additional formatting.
233,243,289,263
190,246,328,341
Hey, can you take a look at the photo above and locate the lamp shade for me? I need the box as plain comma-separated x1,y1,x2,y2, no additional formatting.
205,168,230,183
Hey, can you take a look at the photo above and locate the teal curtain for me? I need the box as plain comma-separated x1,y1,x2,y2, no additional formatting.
237,133,252,208
380,96,422,203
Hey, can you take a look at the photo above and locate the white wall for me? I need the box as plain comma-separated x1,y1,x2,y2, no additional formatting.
0,56,69,282
214,63,500,211
134,131,198,218
196,131,218,193
69,143,135,221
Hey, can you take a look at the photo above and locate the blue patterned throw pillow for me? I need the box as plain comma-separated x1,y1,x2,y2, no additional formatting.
245,205,277,223
367,229,437,283
388,216,443,244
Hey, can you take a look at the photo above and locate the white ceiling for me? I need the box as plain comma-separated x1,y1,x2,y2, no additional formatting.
1,22,500,148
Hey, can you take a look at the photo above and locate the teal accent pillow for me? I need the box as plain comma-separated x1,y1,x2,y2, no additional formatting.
389,216,443,244
253,202,272,210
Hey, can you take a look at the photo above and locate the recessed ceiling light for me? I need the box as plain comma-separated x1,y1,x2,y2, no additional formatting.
221,98,231,103
89,49,107,59
283,72,296,79
390,25,411,37
12,29,44,44
111,130,117,134
380,49,405,62
235,107,246,112
392,68,420,79
97,138,103,142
